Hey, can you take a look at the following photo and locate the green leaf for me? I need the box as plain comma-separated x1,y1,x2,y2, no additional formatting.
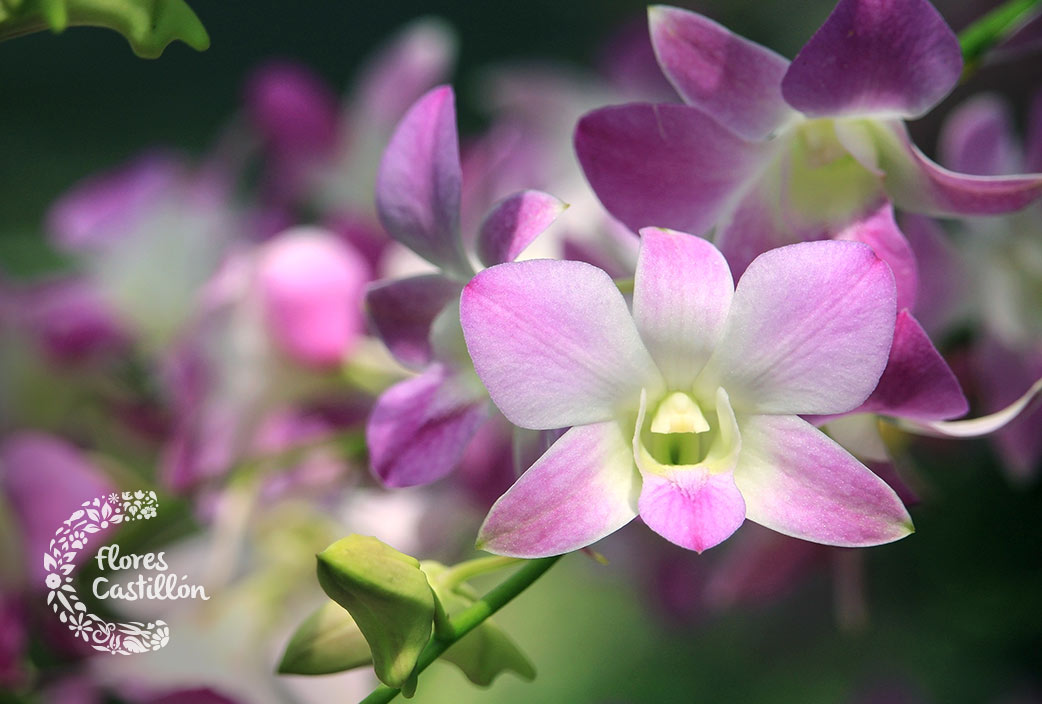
315,535,436,691
422,562,537,688
278,601,373,676
0,0,210,58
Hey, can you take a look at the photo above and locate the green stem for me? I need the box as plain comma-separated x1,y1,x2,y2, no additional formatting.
958,0,1042,76
359,556,562,704
440,555,523,590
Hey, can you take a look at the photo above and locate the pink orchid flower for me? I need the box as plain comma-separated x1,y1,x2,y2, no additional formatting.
461,228,912,557
365,85,566,488
575,1,1042,278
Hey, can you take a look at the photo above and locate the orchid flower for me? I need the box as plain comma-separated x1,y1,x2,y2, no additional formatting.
460,229,913,556
365,85,566,488
575,1,1042,278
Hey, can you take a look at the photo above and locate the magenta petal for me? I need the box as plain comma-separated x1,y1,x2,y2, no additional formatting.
475,190,567,267
703,240,896,415
461,259,661,430
477,421,640,557
833,201,918,312
781,0,961,119
353,19,457,126
639,469,746,553
857,311,967,421
575,102,766,236
734,414,913,547
875,121,1042,216
647,5,792,140
938,94,1019,176
633,227,734,388
0,433,114,582
365,274,462,369
257,229,368,369
367,364,489,488
243,60,339,159
375,85,470,277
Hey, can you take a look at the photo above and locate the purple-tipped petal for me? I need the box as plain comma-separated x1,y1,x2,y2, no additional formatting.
0,433,114,582
701,240,896,415
833,201,918,312
354,18,457,126
647,5,793,140
375,86,470,277
938,94,1019,176
734,414,913,546
870,120,1042,215
477,421,639,557
257,229,368,369
461,259,661,430
476,190,567,267
857,311,967,421
368,364,489,488
365,274,462,369
633,227,734,388
575,102,766,236
781,0,962,119
639,468,746,553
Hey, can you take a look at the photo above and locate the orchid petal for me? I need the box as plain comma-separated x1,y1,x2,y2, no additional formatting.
701,240,896,415
781,0,961,119
938,94,1020,176
865,120,1042,216
900,213,967,336
368,364,489,488
257,229,368,368
972,340,1042,480
375,86,470,277
461,259,662,430
476,190,567,267
244,61,339,159
633,228,734,389
477,421,640,558
365,275,462,369
734,414,913,547
575,102,766,236
647,5,793,140
823,413,889,463
894,377,1042,438
833,202,918,313
857,311,968,421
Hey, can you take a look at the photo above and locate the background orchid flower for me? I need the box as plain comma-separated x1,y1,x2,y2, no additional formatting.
365,84,566,489
575,0,1042,278
461,229,912,557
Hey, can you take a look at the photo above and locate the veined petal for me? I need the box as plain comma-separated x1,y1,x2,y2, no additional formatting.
647,5,793,140
375,86,470,277
461,259,662,430
365,274,462,369
734,414,913,547
894,377,1042,439
476,190,567,268
833,202,918,313
938,94,1020,176
868,120,1042,216
634,228,734,389
700,240,896,415
368,364,489,488
856,310,968,421
477,421,640,558
781,0,961,120
575,102,767,236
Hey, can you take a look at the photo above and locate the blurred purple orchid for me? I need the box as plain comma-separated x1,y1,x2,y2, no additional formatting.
461,229,912,556
365,85,567,489
576,1,1042,278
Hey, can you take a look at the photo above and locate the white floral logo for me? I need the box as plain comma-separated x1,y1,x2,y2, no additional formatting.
44,490,170,654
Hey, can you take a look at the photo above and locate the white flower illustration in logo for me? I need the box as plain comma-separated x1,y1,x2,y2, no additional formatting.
43,491,170,655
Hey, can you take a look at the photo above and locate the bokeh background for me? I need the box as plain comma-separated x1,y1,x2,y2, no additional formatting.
2,1,1041,703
